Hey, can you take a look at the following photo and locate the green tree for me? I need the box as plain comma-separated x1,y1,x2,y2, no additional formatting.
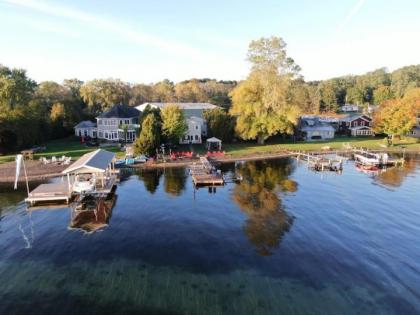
373,85,394,105
80,79,130,114
203,108,235,142
160,104,187,143
152,79,175,102
0,65,36,110
230,36,301,144
133,114,160,155
129,84,153,106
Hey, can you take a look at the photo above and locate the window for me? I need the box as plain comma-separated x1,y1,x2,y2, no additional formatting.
196,126,198,129
125,119,130,124
99,132,103,138
120,120,123,125
78,130,82,136
84,130,88,136
195,135,199,140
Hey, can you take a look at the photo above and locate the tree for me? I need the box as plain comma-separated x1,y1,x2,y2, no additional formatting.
133,114,160,155
175,79,206,102
129,84,153,106
0,65,36,110
50,102,67,138
80,79,130,114
151,79,175,102
160,104,187,143
373,100,416,144
203,108,235,142
373,85,394,105
230,36,301,144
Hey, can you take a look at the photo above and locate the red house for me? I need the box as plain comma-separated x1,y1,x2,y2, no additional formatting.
339,115,374,136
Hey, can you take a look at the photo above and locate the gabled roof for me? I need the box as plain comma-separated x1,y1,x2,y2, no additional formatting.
137,102,218,111
340,114,372,122
206,137,221,143
62,149,115,174
74,121,96,129
98,104,140,119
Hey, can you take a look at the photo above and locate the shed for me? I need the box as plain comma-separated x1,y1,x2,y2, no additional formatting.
206,137,222,150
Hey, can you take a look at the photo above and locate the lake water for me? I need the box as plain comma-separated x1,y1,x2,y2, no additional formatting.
0,157,419,314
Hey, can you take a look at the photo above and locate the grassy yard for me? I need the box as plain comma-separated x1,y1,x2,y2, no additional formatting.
219,136,420,157
0,137,123,164
1,136,419,164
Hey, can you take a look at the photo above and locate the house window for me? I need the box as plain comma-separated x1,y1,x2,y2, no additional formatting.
195,135,199,140
196,126,198,129
84,130,88,136
99,132,103,138
120,120,123,125
125,119,130,124
98,120,102,125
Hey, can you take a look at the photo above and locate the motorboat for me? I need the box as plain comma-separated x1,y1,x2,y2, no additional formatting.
72,174,96,193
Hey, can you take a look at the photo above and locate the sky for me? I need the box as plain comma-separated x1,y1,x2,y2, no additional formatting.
0,0,419,84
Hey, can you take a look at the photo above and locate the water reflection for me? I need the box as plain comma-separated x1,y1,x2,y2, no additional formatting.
137,169,163,194
69,193,117,233
163,168,187,196
374,157,419,188
232,159,296,256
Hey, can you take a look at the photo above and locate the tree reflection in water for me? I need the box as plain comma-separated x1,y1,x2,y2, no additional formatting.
137,169,163,194
163,168,188,196
232,159,297,256
374,157,418,188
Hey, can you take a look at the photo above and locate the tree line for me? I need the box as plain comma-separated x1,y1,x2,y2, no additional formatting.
1,36,419,153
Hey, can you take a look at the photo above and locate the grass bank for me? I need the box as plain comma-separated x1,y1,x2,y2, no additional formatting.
0,137,123,164
1,136,419,165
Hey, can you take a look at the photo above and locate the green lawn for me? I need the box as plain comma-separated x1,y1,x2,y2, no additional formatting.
0,137,123,164
220,136,420,157
1,136,418,164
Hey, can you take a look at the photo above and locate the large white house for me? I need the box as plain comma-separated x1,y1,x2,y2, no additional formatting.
74,104,140,142
97,104,140,142
408,116,420,138
136,102,219,144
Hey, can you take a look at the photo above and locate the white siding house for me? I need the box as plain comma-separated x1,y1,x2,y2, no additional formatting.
96,104,140,142
74,121,97,138
136,102,217,144
180,116,206,144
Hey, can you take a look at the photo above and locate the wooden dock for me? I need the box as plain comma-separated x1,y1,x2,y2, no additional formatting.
291,151,345,172
189,157,226,186
25,182,72,206
352,148,404,167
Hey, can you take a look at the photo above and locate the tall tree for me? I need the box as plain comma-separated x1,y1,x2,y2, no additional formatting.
133,114,160,155
152,79,175,102
80,79,130,114
230,36,301,144
203,108,235,142
160,104,187,143
129,84,153,106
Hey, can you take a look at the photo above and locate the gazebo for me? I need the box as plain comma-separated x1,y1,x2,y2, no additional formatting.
206,137,222,151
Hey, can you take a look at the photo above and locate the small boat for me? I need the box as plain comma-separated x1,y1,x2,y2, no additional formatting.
134,155,148,163
73,174,96,193
114,159,126,168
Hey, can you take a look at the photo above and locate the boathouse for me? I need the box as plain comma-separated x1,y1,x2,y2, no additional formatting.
62,149,117,195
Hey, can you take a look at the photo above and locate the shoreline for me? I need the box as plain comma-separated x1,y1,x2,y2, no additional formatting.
0,148,418,184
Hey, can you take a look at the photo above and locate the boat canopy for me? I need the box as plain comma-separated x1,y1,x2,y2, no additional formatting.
62,149,115,174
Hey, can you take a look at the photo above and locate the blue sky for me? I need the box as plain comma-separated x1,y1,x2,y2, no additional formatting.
0,0,419,83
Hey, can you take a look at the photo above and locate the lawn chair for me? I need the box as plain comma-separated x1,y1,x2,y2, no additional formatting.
51,156,57,163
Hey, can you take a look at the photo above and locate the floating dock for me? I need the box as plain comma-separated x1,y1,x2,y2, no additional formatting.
352,148,404,167
25,182,72,206
189,157,241,186
291,151,345,172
